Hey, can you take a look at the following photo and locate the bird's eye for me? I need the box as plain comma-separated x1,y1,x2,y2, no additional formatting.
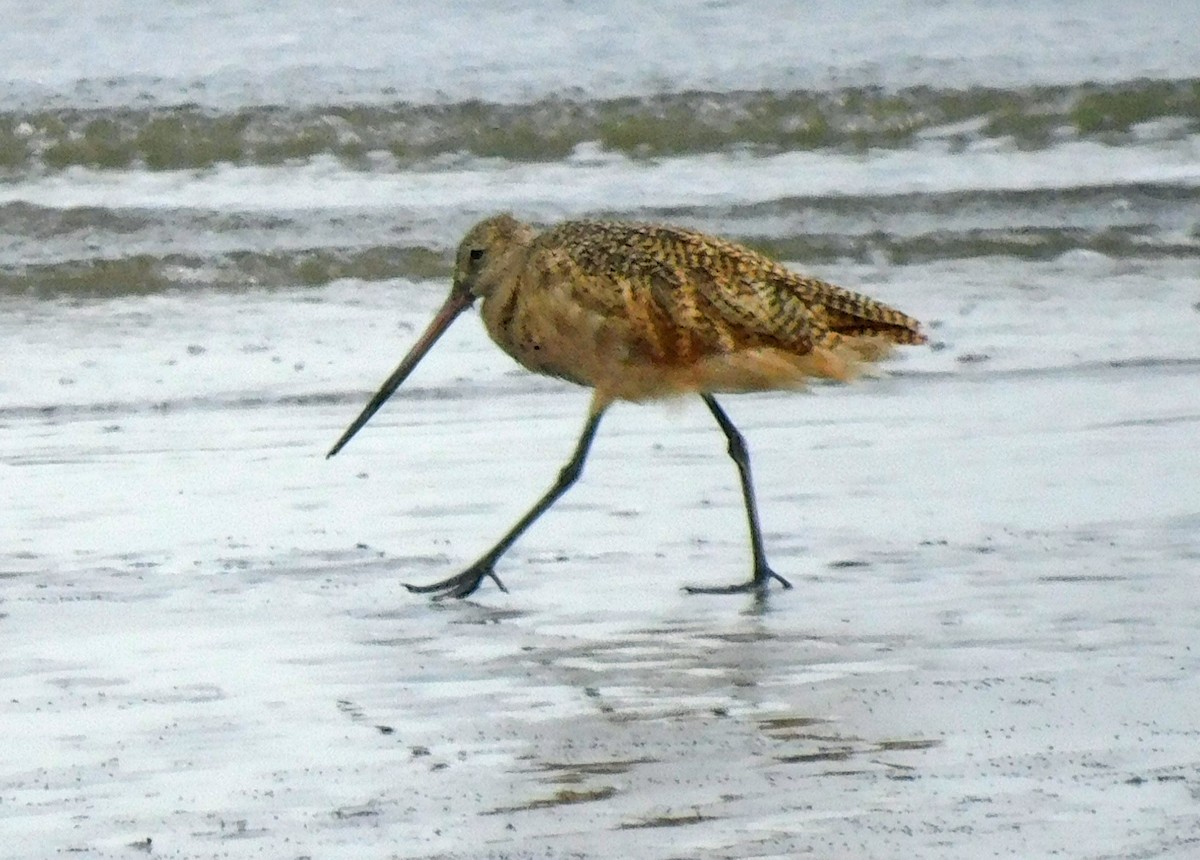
468,248,485,263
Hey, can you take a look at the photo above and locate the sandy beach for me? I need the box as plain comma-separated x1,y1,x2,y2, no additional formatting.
4,253,1199,857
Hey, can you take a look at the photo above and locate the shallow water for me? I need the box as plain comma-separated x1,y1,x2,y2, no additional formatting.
2,3,1199,297
4,3,1200,857
4,255,1200,857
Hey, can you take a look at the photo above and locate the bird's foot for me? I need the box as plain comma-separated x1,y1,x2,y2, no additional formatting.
683,566,792,595
404,560,507,600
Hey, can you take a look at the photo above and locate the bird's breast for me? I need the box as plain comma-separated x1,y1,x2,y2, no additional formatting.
479,276,719,402
480,278,616,387
476,263,852,403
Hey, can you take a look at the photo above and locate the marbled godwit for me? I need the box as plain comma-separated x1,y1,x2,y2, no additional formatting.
328,214,926,598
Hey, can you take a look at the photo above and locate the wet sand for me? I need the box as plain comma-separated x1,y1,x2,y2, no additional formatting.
3,257,1200,858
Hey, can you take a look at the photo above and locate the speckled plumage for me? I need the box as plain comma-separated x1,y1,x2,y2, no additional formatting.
462,214,926,407
327,212,929,599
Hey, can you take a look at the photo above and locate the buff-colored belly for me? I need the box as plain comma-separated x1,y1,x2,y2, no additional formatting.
489,289,884,404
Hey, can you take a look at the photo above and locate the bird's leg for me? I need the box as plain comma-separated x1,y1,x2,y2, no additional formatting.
405,406,607,599
683,395,793,596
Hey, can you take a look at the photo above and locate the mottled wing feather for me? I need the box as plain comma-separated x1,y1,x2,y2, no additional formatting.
533,221,821,361
528,219,925,375
672,231,819,349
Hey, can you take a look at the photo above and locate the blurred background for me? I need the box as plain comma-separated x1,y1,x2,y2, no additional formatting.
2,0,1197,299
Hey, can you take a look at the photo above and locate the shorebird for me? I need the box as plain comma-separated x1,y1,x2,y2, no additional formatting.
328,214,926,598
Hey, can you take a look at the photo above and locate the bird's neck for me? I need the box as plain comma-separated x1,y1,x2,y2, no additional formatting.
476,244,531,347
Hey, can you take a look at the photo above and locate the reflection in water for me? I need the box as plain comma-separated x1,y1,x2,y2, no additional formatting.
344,572,937,839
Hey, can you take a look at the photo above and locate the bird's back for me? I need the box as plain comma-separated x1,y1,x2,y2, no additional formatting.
482,218,926,403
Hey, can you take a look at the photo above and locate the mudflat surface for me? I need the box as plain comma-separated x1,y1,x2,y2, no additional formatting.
4,258,1199,858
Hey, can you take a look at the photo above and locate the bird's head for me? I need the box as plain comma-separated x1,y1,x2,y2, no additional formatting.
326,213,535,458
451,212,536,302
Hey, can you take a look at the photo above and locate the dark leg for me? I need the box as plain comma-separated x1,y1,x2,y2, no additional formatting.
405,407,607,599
684,395,792,595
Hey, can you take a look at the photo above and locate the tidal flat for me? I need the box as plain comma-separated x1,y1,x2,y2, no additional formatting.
3,257,1199,858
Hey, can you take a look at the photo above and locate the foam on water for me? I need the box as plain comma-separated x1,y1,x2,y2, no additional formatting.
6,135,1199,214
3,132,1198,294
2,4,1198,295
